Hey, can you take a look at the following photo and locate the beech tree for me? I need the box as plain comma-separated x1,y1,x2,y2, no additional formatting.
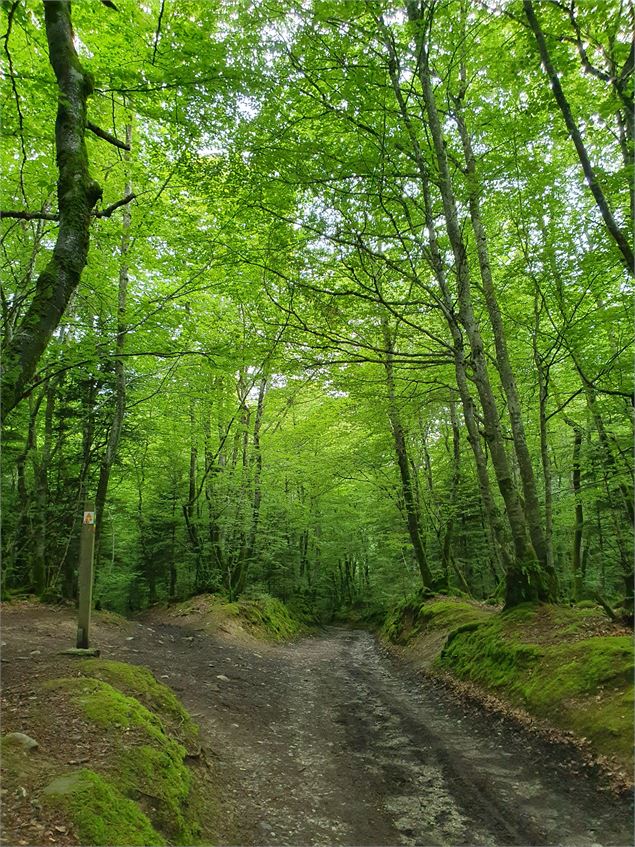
1,0,632,615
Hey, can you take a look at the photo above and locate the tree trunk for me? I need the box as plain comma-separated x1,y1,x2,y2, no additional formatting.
453,93,555,596
94,121,132,563
571,426,584,600
532,298,555,576
1,0,102,418
378,21,508,586
382,320,435,588
405,3,549,606
233,376,267,597
523,0,634,274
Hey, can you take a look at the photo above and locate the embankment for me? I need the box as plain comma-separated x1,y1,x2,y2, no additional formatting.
382,596,634,777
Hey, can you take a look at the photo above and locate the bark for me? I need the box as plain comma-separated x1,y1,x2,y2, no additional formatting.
94,122,133,563
453,93,556,596
1,1,102,418
405,3,549,606
382,320,435,588
31,381,58,594
582,382,634,526
232,376,267,597
169,493,177,600
523,0,634,274
570,425,584,600
378,18,508,586
9,394,44,591
532,300,554,575
183,401,203,585
441,400,471,595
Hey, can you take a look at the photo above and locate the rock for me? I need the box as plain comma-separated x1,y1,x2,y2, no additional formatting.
216,674,230,682
3,732,39,751
43,773,83,796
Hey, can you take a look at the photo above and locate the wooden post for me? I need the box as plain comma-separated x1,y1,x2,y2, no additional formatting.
76,499,96,649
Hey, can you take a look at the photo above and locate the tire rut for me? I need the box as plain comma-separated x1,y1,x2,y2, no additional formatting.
108,621,635,846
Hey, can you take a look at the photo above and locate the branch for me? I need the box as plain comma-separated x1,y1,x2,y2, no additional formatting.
94,192,135,218
0,209,58,222
152,0,166,64
86,120,131,150
1,193,135,222
3,0,27,204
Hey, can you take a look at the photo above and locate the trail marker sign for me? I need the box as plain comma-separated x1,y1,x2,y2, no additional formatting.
77,499,96,649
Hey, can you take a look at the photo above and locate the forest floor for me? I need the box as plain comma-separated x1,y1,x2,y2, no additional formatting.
1,602,634,847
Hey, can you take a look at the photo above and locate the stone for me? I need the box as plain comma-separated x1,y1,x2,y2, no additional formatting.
216,674,230,682
3,732,39,751
42,772,83,796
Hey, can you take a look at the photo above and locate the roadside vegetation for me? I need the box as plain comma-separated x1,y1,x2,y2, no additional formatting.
155,592,312,641
1,0,632,834
382,595,634,771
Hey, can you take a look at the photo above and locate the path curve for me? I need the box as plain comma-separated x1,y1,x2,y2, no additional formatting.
126,623,632,846
2,608,633,846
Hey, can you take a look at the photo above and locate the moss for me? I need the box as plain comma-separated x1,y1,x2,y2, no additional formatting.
576,599,598,609
1,735,53,785
44,677,198,842
439,623,543,688
171,592,305,641
384,598,633,766
42,769,165,846
437,611,634,767
236,595,303,640
381,594,493,645
94,609,132,629
77,659,198,747
564,687,634,761
44,677,169,745
117,744,198,844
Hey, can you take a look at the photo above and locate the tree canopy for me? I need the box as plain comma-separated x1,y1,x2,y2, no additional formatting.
1,0,633,617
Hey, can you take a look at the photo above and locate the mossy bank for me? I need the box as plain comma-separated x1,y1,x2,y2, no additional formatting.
383,595,634,771
163,592,309,640
2,658,210,846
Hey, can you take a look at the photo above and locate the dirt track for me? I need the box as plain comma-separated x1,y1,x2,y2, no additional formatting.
2,607,633,846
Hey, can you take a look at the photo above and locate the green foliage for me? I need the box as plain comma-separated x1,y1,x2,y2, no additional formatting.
0,0,632,618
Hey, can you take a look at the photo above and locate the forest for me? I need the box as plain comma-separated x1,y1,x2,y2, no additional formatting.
1,3,634,846
1,0,633,617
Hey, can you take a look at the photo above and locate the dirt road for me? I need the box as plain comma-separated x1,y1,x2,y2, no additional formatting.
2,608,633,846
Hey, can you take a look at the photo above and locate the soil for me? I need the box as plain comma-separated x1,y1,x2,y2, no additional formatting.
1,603,633,847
